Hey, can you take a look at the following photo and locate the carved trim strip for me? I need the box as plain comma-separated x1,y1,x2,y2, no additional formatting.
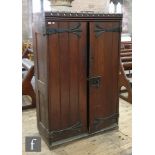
48,12,123,18
44,23,82,37
94,24,121,37
93,113,119,130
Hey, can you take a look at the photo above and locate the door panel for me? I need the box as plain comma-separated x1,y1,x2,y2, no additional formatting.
47,22,87,141
89,22,120,133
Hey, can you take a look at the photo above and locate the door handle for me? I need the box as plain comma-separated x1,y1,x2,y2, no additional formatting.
88,76,102,88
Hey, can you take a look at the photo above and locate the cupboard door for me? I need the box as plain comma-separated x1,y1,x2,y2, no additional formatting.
47,22,87,141
89,22,121,133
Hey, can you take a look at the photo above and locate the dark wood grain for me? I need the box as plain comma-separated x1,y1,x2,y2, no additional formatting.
59,22,70,129
78,22,87,133
89,22,120,133
32,13,49,129
36,34,49,128
47,21,87,141
32,11,122,147
69,22,79,125
48,22,61,130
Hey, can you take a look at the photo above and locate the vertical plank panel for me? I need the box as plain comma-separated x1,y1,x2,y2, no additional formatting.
102,22,113,116
88,22,96,129
96,24,105,116
48,22,61,130
78,22,87,132
111,22,120,114
59,22,70,129
69,22,79,125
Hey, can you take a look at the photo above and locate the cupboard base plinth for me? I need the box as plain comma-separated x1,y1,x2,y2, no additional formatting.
38,121,118,149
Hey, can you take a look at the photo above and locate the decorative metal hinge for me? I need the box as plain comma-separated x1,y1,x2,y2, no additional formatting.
94,24,121,37
49,122,82,138
93,113,119,130
88,76,102,88
44,23,82,37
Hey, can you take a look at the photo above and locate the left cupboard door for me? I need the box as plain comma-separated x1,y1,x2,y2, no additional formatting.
47,21,88,142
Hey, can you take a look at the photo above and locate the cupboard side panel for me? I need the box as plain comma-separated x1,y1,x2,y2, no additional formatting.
32,13,49,130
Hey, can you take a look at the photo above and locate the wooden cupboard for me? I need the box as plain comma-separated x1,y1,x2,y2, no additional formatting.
32,10,122,148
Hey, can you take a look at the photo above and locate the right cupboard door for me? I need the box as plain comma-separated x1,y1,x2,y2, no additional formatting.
89,22,121,133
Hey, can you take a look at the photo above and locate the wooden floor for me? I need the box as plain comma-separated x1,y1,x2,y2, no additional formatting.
22,98,132,155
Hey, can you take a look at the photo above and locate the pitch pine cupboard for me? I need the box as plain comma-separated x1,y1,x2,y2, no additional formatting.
32,11,122,148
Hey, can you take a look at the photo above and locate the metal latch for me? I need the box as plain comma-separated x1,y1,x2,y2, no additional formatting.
88,76,102,88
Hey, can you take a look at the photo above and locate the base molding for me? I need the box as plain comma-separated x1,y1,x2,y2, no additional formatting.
38,121,118,149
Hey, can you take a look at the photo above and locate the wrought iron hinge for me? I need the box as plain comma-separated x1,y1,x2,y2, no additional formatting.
49,122,82,138
93,113,119,130
94,24,121,37
44,23,82,37
88,76,102,88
